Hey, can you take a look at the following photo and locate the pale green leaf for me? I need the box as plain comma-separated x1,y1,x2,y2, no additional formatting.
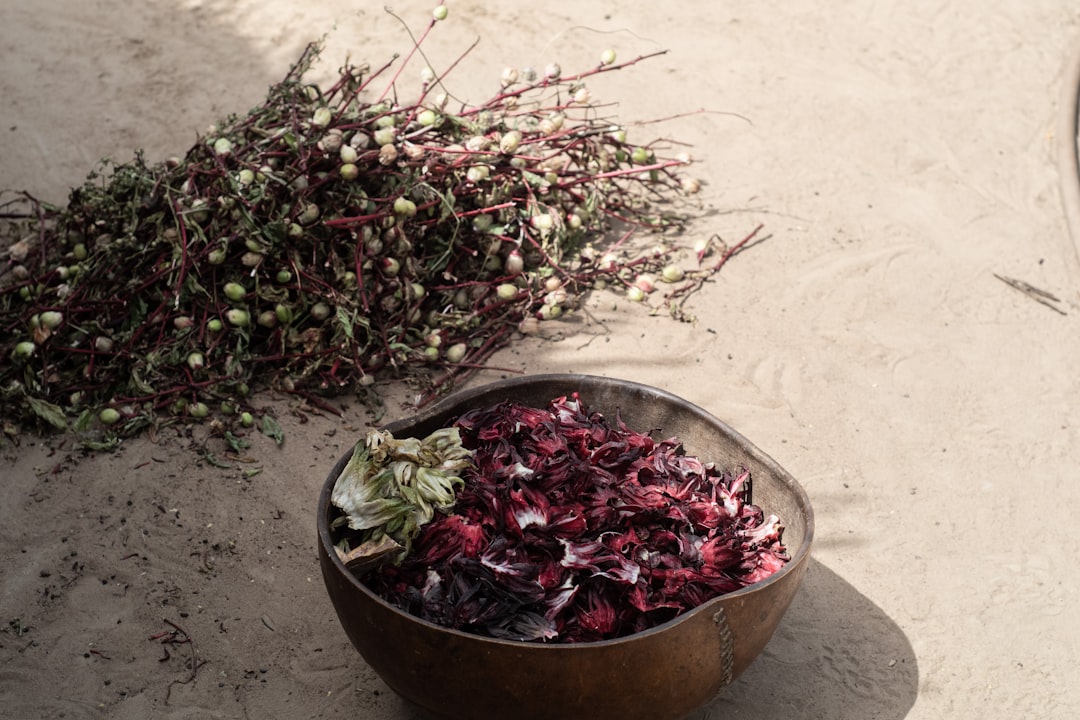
27,396,67,431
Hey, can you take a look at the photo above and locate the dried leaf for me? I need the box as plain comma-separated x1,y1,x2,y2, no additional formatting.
261,416,284,446
224,431,251,453
26,396,67,431
200,451,232,469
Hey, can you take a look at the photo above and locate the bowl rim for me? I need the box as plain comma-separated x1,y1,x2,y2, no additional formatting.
317,372,815,649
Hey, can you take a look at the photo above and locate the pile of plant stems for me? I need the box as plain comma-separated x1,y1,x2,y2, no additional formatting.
0,22,754,449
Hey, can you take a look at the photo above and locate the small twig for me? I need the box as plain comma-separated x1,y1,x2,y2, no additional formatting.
377,9,438,103
148,619,207,704
993,273,1067,315
665,224,767,320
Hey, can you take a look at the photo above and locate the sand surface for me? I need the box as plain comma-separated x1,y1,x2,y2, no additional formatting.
2,1,1080,718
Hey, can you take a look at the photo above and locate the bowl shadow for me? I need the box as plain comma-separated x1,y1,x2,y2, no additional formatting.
694,558,919,719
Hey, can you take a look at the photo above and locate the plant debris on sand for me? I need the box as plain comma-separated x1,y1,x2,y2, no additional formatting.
1,13,756,449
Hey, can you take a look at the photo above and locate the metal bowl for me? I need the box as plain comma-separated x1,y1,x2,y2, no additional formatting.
317,374,814,720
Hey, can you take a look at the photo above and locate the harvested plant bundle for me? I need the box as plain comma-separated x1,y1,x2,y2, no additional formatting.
1,10,757,447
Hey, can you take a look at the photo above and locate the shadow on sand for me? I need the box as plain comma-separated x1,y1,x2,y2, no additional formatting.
699,558,919,719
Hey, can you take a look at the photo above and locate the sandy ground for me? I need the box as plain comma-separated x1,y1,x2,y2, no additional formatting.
3,1,1080,718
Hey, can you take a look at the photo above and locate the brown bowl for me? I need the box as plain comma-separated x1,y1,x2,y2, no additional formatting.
317,374,814,720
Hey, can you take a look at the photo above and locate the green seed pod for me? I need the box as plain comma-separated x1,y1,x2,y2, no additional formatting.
224,282,246,301
340,145,359,164
73,243,88,261
374,127,396,147
189,402,210,419
208,247,227,265
381,257,401,277
504,250,524,275
241,251,263,268
257,310,278,328
39,311,63,330
186,199,210,226
99,408,121,426
310,302,332,321
538,304,563,320
417,109,438,127
393,197,417,217
187,352,205,371
432,4,448,20
240,411,255,427
275,303,293,324
237,168,255,185
661,265,685,283
631,146,651,164
499,130,522,154
340,163,359,181
311,107,333,128
298,203,321,225
466,165,490,183
275,269,292,284
11,340,35,361
207,318,224,333
530,214,554,233
173,316,195,330
213,137,233,155
225,308,250,327
445,343,467,363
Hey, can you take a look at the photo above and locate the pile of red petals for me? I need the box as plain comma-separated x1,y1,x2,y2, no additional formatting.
363,394,788,642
